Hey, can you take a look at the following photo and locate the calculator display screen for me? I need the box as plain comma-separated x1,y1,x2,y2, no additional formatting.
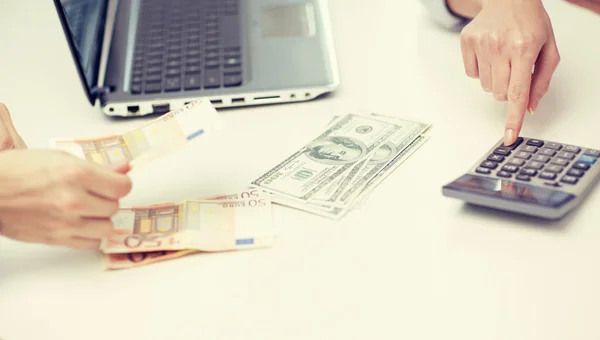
445,175,575,208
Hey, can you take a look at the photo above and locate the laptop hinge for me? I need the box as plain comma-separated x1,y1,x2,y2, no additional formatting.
91,86,112,101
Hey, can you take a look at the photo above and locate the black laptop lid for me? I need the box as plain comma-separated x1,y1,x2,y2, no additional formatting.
53,0,109,105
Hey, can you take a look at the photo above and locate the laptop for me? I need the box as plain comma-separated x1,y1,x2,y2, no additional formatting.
52,0,340,117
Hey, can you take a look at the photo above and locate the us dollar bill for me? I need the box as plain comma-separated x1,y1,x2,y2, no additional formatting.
251,114,401,202
310,114,430,206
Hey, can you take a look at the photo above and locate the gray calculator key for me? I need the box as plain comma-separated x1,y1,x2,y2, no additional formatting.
516,174,531,181
508,158,525,166
540,148,557,157
564,145,581,153
584,149,600,157
560,175,578,185
487,154,505,162
476,167,491,175
496,171,512,178
539,171,557,180
514,151,532,159
557,151,576,160
573,162,590,171
480,161,498,169
532,155,550,163
526,139,544,147
550,158,569,166
522,145,538,153
525,161,544,170
567,168,584,177
546,165,563,173
501,164,519,173
493,148,511,156
520,168,537,176
546,142,562,150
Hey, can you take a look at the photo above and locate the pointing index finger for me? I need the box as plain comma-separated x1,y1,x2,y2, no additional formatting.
505,57,535,146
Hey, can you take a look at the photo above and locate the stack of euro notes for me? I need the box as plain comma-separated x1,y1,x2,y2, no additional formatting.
250,113,431,219
50,100,275,270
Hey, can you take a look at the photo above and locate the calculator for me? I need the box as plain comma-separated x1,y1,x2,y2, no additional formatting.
442,137,600,219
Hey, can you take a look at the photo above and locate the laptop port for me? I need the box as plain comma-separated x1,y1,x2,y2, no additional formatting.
232,98,245,103
210,99,223,105
253,95,280,101
127,105,140,114
152,104,170,114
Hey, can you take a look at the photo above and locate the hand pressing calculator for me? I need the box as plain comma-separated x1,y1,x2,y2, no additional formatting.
442,137,600,219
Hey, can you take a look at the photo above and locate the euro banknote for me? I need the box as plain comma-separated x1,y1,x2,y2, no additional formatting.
50,99,221,168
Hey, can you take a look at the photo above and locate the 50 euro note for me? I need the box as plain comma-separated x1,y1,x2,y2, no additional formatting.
100,191,273,255
251,114,402,204
50,99,221,168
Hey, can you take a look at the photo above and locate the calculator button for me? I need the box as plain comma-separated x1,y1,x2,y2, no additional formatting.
501,164,519,173
487,154,505,162
476,167,491,175
496,171,512,178
504,137,524,149
546,142,562,150
532,155,550,163
539,171,557,180
522,145,538,153
560,175,578,185
516,174,531,181
525,161,544,170
526,139,544,147
578,155,597,165
508,158,525,166
540,148,557,157
567,168,584,177
545,165,563,173
564,145,581,153
573,162,590,171
514,151,532,160
493,148,511,156
480,161,498,169
550,158,569,166
520,168,537,176
584,149,600,157
557,151,576,160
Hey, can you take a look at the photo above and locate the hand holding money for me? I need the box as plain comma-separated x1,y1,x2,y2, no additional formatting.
0,149,132,249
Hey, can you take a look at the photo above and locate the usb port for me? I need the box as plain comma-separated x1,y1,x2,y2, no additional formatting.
210,99,223,105
152,103,170,114
232,97,245,104
127,105,140,114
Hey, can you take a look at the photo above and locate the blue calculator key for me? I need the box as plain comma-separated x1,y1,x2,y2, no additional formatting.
516,174,531,181
526,139,544,147
573,162,590,171
496,171,512,178
539,171,557,180
560,175,578,185
567,168,584,177
578,155,597,165
476,167,491,174
584,149,600,157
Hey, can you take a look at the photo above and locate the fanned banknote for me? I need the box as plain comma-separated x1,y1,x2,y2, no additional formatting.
101,190,273,254
251,114,402,203
50,99,221,168
102,249,200,270
251,113,431,219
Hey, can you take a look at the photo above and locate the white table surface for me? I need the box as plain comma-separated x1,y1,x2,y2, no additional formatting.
2,1,600,339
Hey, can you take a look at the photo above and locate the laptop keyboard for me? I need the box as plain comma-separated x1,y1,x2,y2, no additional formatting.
131,0,244,95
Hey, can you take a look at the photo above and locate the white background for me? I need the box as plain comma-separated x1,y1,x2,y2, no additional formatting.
1,0,600,339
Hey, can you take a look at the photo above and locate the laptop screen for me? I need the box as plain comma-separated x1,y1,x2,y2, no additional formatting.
53,0,108,103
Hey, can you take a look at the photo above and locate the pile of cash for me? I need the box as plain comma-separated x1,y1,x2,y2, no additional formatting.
251,113,431,219
50,101,429,269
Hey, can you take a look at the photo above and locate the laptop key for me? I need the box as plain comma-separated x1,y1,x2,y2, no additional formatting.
145,82,162,93
184,74,201,90
204,69,221,88
224,74,242,87
165,77,181,92
131,84,142,94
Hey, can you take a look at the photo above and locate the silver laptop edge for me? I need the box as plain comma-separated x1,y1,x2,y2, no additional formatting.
95,0,340,118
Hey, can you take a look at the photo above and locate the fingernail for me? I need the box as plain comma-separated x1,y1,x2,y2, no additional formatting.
528,107,535,116
504,128,515,145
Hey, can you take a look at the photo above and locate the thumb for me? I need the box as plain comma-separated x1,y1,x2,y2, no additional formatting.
109,161,131,174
